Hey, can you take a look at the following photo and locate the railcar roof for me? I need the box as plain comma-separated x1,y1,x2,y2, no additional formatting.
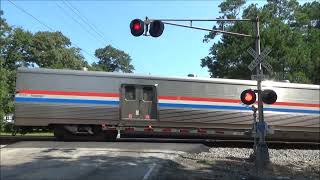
17,67,320,90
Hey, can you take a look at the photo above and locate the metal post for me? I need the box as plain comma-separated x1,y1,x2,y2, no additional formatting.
254,16,269,172
255,17,264,142
250,105,258,161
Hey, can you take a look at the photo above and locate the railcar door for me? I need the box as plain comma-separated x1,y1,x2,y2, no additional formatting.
121,84,158,120
140,86,158,120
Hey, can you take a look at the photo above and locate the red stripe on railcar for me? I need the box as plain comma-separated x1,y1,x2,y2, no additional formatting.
159,96,240,103
19,89,119,97
273,102,319,108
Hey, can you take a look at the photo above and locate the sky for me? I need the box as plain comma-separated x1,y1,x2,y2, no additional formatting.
1,0,313,78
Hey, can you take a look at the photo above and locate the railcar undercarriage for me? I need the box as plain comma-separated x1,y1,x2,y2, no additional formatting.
52,124,118,141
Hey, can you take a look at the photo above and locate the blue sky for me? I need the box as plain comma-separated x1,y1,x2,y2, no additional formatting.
1,0,312,77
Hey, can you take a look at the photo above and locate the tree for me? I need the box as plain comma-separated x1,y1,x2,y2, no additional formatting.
1,10,14,130
201,0,320,84
92,45,134,73
0,11,90,129
30,31,88,70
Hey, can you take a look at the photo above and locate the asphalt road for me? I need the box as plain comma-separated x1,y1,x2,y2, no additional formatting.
0,141,209,180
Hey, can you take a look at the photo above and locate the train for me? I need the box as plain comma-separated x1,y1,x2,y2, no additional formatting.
14,68,320,142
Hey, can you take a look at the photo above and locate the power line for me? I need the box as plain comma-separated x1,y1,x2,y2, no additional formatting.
7,0,97,61
56,2,106,47
63,0,113,46
8,0,54,31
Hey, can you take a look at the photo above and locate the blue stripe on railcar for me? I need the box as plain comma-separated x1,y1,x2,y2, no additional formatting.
15,97,119,105
15,97,319,114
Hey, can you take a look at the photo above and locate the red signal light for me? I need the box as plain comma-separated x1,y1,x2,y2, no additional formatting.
133,23,141,31
244,92,254,102
241,89,256,105
130,19,144,37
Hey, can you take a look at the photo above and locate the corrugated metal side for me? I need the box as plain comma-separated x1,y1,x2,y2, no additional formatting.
15,103,119,126
159,108,320,128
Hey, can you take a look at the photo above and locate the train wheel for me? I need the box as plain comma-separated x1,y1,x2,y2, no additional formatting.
53,125,116,142
104,130,118,142
53,125,65,141
91,125,107,141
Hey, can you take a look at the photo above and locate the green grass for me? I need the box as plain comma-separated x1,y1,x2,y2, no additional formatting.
0,132,54,136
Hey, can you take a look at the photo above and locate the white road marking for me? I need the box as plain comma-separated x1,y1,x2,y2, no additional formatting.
142,163,157,180
0,145,8,148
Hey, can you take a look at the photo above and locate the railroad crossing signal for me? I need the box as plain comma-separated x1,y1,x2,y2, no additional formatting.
240,89,277,105
130,19,164,37
247,47,273,73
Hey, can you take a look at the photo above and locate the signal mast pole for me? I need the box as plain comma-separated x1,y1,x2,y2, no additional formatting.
255,17,264,137
254,16,269,171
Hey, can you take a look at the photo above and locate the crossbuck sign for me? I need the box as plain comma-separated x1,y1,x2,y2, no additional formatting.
247,47,273,73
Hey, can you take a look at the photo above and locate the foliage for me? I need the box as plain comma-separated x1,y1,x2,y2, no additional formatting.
0,10,134,131
201,0,320,84
1,10,13,131
30,31,88,69
218,0,246,18
92,45,134,73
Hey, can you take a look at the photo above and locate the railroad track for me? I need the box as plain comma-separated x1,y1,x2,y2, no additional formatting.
1,135,319,149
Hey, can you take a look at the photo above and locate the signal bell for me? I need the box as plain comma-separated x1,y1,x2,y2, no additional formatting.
130,19,145,37
240,89,256,105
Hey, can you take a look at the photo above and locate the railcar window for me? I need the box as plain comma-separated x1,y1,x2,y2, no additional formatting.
125,86,136,100
143,87,153,101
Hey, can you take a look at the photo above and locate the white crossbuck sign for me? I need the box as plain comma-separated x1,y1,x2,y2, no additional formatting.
247,47,273,73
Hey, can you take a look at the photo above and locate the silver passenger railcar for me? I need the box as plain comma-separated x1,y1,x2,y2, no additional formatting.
14,68,320,141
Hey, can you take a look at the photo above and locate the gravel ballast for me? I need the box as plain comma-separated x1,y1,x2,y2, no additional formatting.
156,147,320,180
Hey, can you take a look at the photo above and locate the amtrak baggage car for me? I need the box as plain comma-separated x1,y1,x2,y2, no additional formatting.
14,68,320,141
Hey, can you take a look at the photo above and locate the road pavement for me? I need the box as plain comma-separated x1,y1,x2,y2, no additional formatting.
0,141,209,180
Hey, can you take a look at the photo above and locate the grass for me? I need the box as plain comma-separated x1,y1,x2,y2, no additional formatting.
0,132,54,136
